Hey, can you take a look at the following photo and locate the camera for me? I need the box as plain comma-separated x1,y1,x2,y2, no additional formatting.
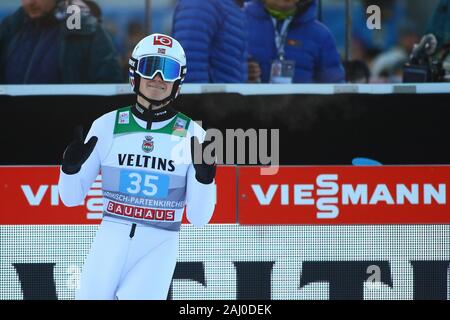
403,34,449,82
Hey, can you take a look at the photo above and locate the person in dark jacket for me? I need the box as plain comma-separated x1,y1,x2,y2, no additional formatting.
0,0,122,84
172,0,248,83
245,0,345,83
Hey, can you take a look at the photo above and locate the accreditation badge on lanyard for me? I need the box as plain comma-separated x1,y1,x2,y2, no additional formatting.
270,17,296,84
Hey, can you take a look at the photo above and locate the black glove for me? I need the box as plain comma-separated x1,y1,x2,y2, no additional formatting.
190,136,216,184
62,126,98,175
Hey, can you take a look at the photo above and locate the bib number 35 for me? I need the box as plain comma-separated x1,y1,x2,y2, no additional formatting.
119,170,169,198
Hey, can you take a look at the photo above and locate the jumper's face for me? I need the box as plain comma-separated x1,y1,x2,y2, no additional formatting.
264,0,299,12
22,0,56,19
139,74,174,102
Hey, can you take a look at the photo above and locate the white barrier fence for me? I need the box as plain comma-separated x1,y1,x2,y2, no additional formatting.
1,83,450,96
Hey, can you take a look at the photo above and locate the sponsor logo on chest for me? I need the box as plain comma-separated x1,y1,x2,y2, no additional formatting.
142,135,154,153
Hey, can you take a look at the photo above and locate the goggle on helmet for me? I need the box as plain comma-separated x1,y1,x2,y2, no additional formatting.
132,55,184,82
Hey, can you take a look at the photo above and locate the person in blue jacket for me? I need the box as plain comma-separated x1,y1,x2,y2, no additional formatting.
245,0,345,83
172,0,248,83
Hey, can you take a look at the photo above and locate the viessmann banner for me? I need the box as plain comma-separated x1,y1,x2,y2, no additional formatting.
1,166,450,225
239,166,450,224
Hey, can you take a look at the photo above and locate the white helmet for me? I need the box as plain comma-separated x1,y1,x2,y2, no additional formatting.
129,33,187,106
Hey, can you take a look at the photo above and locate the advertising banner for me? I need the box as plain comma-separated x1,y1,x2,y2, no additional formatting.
238,166,450,224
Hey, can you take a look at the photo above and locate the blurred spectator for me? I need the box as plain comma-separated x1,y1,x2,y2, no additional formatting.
370,24,420,82
0,0,122,84
83,0,101,21
427,0,450,51
172,0,248,83
126,21,146,47
244,0,345,83
352,38,379,65
343,60,370,83
121,21,147,82
248,56,262,83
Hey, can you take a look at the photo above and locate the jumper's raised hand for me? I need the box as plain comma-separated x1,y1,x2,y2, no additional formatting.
190,136,216,185
62,125,98,175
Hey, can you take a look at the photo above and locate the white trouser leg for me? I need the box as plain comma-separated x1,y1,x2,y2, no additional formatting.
116,234,179,300
75,220,131,300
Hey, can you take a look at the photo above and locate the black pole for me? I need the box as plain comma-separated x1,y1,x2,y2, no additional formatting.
345,0,352,61
145,0,152,34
